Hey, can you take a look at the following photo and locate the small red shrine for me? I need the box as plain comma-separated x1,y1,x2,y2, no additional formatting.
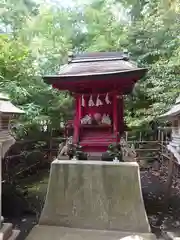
44,52,147,155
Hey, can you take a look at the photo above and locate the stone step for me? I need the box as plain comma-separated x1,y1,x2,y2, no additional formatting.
135,149,159,151
80,142,113,146
26,225,156,240
88,153,102,160
81,138,115,141
8,230,20,240
81,136,115,140
0,223,19,240
1,223,13,240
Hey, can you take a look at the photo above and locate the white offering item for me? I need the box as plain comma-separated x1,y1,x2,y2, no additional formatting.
102,114,111,125
81,115,92,124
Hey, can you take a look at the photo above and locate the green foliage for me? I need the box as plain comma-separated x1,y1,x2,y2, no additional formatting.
107,143,123,161
0,34,72,138
1,0,180,137
0,0,39,34
125,0,180,126
19,6,73,74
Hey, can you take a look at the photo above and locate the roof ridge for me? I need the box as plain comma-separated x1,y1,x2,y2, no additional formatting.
71,56,129,63
69,51,129,61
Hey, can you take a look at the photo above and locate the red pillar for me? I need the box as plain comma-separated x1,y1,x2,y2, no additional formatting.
113,92,118,143
118,95,124,139
73,95,81,143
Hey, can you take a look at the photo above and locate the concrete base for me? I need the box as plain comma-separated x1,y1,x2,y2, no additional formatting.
27,160,154,239
0,223,20,240
39,160,150,233
26,225,156,240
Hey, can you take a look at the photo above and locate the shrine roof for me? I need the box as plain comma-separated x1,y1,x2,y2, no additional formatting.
161,96,180,118
0,93,24,114
44,52,146,78
43,52,147,93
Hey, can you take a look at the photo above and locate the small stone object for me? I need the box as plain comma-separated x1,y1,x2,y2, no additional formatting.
113,157,119,162
174,220,180,227
57,136,73,159
72,156,77,161
1,216,4,223
152,160,160,171
120,137,136,162
120,235,144,240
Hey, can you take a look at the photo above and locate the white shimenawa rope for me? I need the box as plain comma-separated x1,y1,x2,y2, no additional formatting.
88,95,95,106
81,95,85,107
96,94,103,106
105,93,111,104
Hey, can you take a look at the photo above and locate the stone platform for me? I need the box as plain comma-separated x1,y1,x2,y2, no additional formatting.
26,225,156,240
27,160,153,239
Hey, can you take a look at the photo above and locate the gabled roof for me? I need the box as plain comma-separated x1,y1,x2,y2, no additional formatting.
0,93,24,114
43,51,147,94
46,52,146,78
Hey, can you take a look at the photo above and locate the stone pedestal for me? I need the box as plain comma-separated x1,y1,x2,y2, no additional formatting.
27,160,154,240
0,93,24,239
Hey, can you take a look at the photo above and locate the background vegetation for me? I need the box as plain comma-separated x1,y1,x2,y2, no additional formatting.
1,0,180,137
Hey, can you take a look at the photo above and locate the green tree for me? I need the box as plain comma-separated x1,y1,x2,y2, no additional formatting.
0,0,39,34
0,35,72,138
124,0,180,126
1,0,180,135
